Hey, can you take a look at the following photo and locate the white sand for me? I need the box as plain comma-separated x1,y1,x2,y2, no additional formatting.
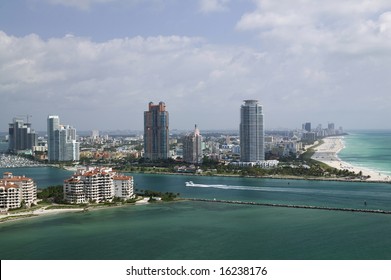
0,207,84,222
312,136,391,182
1,197,151,222
135,198,150,204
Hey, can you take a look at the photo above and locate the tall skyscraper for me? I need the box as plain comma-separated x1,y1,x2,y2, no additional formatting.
304,122,311,132
240,100,264,162
8,118,37,154
144,102,169,160
183,124,202,164
47,115,60,161
47,115,80,162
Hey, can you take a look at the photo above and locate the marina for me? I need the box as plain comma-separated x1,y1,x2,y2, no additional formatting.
0,153,47,168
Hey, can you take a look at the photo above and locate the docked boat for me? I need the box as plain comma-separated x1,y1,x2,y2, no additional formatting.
185,181,194,187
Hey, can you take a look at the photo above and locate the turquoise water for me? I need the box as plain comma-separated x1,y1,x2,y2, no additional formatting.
1,172,391,259
1,201,391,260
339,130,391,176
0,167,73,187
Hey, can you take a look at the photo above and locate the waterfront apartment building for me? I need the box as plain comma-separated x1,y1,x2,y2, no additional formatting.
8,118,38,154
240,100,265,162
144,102,169,160
183,125,203,164
47,115,80,162
0,172,37,210
63,167,134,204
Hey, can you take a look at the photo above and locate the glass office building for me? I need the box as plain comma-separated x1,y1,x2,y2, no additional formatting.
240,100,264,162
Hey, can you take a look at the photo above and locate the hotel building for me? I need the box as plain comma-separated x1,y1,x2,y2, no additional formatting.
183,125,203,164
64,167,134,204
144,102,169,160
240,100,265,162
47,115,80,162
0,172,37,211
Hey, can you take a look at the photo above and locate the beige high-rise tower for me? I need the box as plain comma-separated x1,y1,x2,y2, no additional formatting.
143,102,169,160
183,124,202,164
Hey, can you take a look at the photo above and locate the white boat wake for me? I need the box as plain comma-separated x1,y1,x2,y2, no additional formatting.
184,181,391,198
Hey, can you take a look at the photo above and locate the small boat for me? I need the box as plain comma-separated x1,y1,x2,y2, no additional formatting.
185,181,194,187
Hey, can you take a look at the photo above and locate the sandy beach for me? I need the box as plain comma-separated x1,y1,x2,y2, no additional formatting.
0,207,85,223
312,136,391,182
0,197,152,223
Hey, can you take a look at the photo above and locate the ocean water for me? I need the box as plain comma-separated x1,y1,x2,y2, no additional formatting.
0,141,9,153
339,130,391,176
1,172,391,259
0,167,73,188
1,201,391,260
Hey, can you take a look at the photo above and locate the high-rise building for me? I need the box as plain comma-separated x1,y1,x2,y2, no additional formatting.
8,118,37,154
304,122,311,132
91,130,99,140
144,102,169,160
240,100,264,162
183,124,202,164
47,115,80,162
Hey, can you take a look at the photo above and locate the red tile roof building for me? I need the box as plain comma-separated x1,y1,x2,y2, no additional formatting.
64,167,134,204
0,172,37,210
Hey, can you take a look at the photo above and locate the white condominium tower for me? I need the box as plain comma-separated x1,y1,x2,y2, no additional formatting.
240,100,264,162
47,115,80,162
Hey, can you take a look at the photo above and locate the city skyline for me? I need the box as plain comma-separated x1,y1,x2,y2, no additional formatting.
2,1,391,131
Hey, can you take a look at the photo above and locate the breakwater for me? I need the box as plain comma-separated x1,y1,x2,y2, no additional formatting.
186,198,391,215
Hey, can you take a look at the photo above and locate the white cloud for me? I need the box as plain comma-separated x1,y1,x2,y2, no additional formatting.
237,0,391,55
3,0,391,132
44,0,117,10
0,31,274,131
199,0,230,14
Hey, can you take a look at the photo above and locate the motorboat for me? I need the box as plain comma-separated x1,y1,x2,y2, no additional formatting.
185,181,194,187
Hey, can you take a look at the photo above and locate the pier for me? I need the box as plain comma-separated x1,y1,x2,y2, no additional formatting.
186,198,391,215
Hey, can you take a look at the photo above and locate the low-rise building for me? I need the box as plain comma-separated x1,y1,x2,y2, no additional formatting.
0,172,37,210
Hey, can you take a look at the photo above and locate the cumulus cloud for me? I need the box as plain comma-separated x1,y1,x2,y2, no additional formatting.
0,31,274,131
3,0,391,131
237,0,391,55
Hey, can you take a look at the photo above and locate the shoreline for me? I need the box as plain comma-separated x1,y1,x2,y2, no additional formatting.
0,197,153,224
119,167,391,185
0,207,85,224
312,136,391,182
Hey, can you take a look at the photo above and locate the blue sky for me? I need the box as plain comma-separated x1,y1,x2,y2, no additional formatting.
1,0,391,131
